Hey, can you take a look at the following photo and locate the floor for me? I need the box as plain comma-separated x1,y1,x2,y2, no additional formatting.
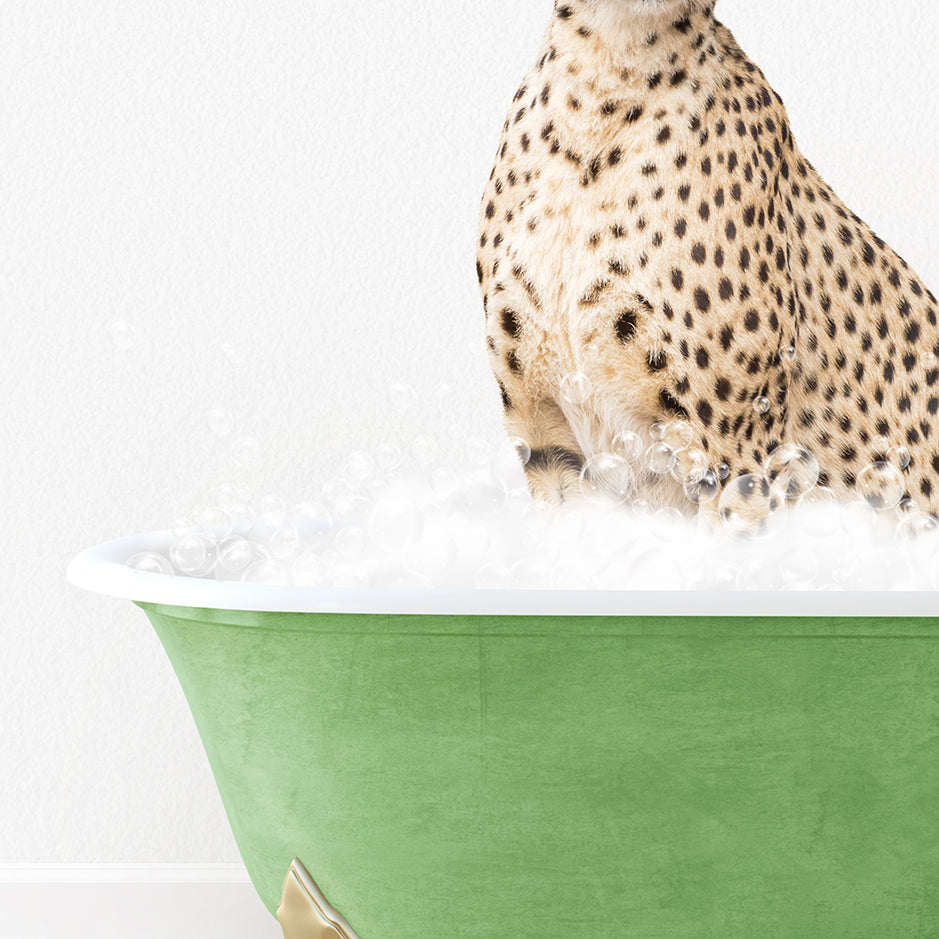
0,882,282,939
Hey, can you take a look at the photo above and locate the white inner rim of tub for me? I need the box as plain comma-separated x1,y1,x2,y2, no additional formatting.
68,531,939,617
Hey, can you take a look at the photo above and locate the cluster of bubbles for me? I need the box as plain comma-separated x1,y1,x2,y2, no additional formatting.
125,401,939,590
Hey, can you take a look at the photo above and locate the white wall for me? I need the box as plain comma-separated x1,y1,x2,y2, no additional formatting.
2,0,939,871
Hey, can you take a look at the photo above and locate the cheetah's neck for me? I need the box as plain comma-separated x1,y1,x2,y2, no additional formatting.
548,2,720,93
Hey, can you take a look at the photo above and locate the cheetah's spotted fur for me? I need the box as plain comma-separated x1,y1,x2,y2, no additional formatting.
477,0,939,515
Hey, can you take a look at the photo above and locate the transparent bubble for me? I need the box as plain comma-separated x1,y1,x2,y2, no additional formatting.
192,506,232,539
412,435,441,466
718,474,784,538
126,552,173,575
559,372,591,406
753,396,771,415
764,444,820,500
331,565,370,588
256,493,286,527
664,420,694,450
369,498,424,552
335,525,367,559
222,342,248,366
475,563,514,590
170,533,214,575
290,502,333,549
492,437,532,485
716,462,731,481
227,502,256,534
270,526,305,561
924,352,939,370
465,436,492,466
780,548,818,587
796,486,841,538
408,525,458,579
579,453,631,506
650,421,667,441
896,510,939,544
460,478,508,517
511,559,551,589
207,408,235,438
217,536,254,572
242,559,289,585
612,430,643,462
389,382,416,414
231,435,260,467
684,468,720,505
344,450,376,482
671,447,708,484
887,446,912,471
431,466,460,498
872,435,890,454
780,344,797,365
292,552,327,586
376,443,403,472
109,321,136,351
856,462,905,511
897,497,919,518
322,477,357,513
839,500,879,538
646,442,676,475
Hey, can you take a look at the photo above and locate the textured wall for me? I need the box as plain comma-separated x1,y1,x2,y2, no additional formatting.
2,0,938,862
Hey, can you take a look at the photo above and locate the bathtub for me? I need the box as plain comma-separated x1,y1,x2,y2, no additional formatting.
68,531,939,937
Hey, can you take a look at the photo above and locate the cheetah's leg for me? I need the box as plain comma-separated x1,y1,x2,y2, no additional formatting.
503,393,587,506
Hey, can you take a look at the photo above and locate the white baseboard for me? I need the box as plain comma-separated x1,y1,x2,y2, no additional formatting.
0,865,282,939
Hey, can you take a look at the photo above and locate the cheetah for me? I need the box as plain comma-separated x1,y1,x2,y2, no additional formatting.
477,0,939,520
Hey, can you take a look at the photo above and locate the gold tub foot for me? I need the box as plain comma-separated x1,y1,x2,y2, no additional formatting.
277,858,360,939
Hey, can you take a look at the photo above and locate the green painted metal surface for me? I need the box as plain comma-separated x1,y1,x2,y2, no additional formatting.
138,603,939,937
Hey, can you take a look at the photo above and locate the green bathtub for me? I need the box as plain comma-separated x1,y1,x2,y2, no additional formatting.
69,533,939,937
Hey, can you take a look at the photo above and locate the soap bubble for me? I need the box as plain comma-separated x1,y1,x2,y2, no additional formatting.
887,446,912,471
242,559,289,585
459,478,508,517
683,468,720,505
412,435,441,466
227,502,256,534
664,420,694,450
331,565,370,588
170,533,214,575
389,382,416,414
780,344,797,364
217,537,254,572
270,526,305,561
764,444,819,500
192,506,232,539
344,450,376,482
292,552,327,586
716,462,731,481
126,552,173,575
646,443,676,475
560,372,591,406
753,396,771,415
856,462,905,511
207,408,235,438
872,435,891,454
612,430,643,462
376,443,403,472
797,486,841,537
290,502,333,550
258,493,287,527
650,421,667,441
335,525,367,559
897,512,939,543
222,342,248,366
322,477,357,514
671,447,708,484
780,548,818,587
369,497,424,552
465,436,492,466
579,453,631,506
475,563,514,590
923,352,939,370
231,435,260,467
431,466,461,498
491,437,532,485
718,474,783,538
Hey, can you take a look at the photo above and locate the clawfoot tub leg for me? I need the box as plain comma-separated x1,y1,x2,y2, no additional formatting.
277,858,361,939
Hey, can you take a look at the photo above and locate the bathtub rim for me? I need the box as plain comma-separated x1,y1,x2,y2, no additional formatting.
67,530,939,617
